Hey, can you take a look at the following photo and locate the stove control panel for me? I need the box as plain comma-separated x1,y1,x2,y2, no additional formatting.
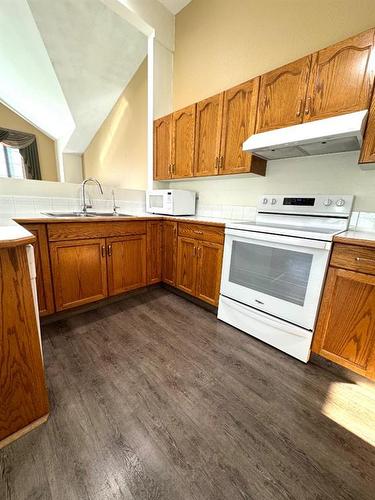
257,195,354,216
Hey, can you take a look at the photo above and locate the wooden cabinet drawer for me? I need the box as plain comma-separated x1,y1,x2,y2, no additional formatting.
331,243,375,275
48,221,147,241
178,223,224,244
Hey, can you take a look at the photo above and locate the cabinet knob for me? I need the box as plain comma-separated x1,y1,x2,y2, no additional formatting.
305,96,312,115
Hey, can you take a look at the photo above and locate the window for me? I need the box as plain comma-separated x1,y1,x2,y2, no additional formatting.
0,143,26,179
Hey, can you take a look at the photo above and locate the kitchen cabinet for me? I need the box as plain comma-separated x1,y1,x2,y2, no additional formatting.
107,235,147,295
176,236,198,296
147,221,162,284
256,56,312,133
22,223,55,316
313,243,375,380
194,93,224,176
195,241,223,306
305,29,375,122
171,104,195,178
176,223,224,306
154,114,172,180
220,78,266,175
0,244,49,447
162,220,178,286
50,238,108,311
360,87,375,164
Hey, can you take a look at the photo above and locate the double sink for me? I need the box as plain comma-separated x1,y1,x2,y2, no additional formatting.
42,212,134,218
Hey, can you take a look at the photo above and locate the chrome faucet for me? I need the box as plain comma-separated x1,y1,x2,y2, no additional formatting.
81,177,103,214
112,189,120,215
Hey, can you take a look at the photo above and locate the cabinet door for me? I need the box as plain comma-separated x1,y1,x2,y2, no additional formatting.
196,241,223,306
147,221,162,284
50,238,107,311
313,267,375,380
256,55,311,133
154,114,172,180
194,93,224,177
171,104,195,178
22,224,55,316
305,29,375,121
107,235,147,296
162,220,178,286
220,78,265,175
176,236,198,296
359,87,375,164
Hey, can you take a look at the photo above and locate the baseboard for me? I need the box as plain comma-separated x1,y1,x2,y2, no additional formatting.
0,414,49,450
161,283,218,314
310,353,375,388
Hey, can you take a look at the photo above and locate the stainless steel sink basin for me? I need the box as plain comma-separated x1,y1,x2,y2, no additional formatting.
41,212,134,218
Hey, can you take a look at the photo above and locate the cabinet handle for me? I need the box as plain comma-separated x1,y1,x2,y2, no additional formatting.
198,246,202,258
296,98,303,117
355,257,375,264
215,157,219,170
108,244,112,257
193,230,203,234
219,156,224,169
101,245,106,257
305,96,311,115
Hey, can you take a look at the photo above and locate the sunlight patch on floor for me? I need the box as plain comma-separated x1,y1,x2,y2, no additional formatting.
322,381,375,446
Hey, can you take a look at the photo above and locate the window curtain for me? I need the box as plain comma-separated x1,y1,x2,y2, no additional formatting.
0,127,42,180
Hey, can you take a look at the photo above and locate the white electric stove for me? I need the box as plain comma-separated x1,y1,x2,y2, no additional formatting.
218,194,354,362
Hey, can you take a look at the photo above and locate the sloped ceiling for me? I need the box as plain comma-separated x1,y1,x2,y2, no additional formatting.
157,0,192,15
27,0,147,153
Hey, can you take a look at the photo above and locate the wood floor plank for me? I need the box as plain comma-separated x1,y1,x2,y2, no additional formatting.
1,288,374,499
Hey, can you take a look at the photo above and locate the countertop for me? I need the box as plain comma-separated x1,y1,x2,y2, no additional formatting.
334,230,375,248
0,213,233,248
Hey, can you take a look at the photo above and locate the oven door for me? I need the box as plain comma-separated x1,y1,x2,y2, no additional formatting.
220,228,331,330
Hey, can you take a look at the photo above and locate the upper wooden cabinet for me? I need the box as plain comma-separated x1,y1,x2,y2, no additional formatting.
154,114,172,180
171,104,196,178
220,78,265,175
22,223,55,316
194,93,224,176
359,85,375,164
256,56,312,133
305,29,375,122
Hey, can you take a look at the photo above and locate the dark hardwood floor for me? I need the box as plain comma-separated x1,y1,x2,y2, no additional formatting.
1,288,375,499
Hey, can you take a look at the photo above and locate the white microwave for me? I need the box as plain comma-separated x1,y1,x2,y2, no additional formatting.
146,189,196,215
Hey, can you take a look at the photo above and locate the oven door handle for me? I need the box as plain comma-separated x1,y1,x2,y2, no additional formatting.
225,228,331,250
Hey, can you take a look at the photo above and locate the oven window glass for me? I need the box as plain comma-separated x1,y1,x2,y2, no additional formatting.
149,195,164,208
229,241,313,306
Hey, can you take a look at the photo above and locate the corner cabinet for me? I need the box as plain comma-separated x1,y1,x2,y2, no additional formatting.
147,221,162,284
154,114,172,180
360,86,375,164
162,220,178,286
171,105,196,178
313,242,375,380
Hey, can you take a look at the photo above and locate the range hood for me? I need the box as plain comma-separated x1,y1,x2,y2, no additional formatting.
243,110,368,160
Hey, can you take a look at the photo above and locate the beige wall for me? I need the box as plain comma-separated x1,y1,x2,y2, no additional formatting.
173,0,375,108
167,0,375,212
83,58,148,190
63,153,83,184
0,102,58,181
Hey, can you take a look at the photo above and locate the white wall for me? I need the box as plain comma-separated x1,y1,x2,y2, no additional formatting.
167,152,375,212
0,1,75,150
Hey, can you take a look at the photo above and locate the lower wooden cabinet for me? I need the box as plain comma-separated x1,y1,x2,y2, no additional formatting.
107,234,147,295
147,221,162,284
176,235,223,306
162,220,178,286
313,253,375,380
22,224,55,316
50,238,108,311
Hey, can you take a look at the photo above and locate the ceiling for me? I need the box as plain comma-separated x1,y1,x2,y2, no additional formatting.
27,0,148,153
157,0,192,15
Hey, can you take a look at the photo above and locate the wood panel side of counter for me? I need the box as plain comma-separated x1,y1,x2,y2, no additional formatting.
0,245,49,446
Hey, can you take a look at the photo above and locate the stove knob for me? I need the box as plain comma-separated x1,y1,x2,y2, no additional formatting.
262,198,268,205
271,198,277,205
323,199,332,207
336,199,345,207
